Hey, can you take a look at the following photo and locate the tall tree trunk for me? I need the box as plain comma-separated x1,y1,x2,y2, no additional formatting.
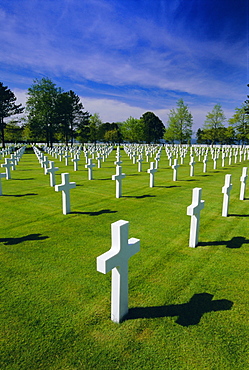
0,118,5,149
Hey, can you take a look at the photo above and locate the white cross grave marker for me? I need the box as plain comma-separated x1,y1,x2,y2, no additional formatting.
239,167,247,200
55,173,76,214
112,165,126,198
45,161,59,187
96,220,140,323
147,162,157,188
189,156,196,177
1,158,12,179
203,156,208,173
187,187,205,248
72,154,80,171
85,158,96,180
222,174,232,217
96,153,103,168
172,159,180,181
137,155,143,172
0,172,6,195
64,151,70,166
43,156,50,174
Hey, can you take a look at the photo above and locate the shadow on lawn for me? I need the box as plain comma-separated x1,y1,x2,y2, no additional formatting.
123,195,156,199
0,233,49,245
71,209,117,216
154,185,181,189
3,193,38,197
126,293,233,326
13,178,35,181
229,213,249,217
198,236,249,248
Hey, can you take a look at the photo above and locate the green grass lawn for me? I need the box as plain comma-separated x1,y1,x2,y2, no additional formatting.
1,145,249,370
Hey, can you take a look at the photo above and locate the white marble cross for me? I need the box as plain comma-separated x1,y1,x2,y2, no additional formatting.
96,153,103,168
137,155,143,172
85,158,96,180
112,165,126,198
239,167,247,200
64,151,70,166
114,155,122,166
55,173,76,214
96,220,140,323
1,158,12,179
189,156,196,177
147,162,157,187
203,156,208,173
172,159,180,181
187,187,205,248
43,156,50,174
45,161,59,187
222,174,232,217
72,154,80,171
0,172,6,195
10,154,16,170
154,154,160,169
213,156,217,170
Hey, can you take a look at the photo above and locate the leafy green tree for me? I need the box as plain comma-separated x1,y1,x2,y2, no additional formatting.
164,99,193,143
121,116,145,142
104,129,120,143
5,119,24,143
140,112,165,143
0,82,24,148
228,105,249,144
89,113,102,143
56,90,89,145
97,122,122,142
196,128,205,144
26,78,62,146
202,104,226,144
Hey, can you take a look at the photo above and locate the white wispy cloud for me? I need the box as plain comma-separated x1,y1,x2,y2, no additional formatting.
1,0,247,130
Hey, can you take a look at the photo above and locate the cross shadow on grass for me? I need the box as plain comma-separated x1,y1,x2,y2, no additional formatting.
198,236,249,248
154,185,181,189
0,233,49,245
126,293,233,326
229,213,249,217
123,195,156,199
13,178,35,181
71,209,117,216
3,193,38,197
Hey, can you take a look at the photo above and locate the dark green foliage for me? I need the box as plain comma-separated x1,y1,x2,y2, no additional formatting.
0,82,24,148
140,111,165,143
164,99,193,143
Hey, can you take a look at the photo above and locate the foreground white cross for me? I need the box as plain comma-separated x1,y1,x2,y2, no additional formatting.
147,162,157,187
0,172,6,195
187,188,205,248
172,159,180,181
222,174,232,217
1,158,12,179
203,156,208,173
240,167,248,200
85,158,95,180
189,156,196,177
55,173,76,214
112,165,125,198
45,161,59,187
43,156,50,174
97,220,140,323
72,155,80,171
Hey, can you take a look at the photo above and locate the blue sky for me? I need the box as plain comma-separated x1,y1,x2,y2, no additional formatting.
0,0,248,134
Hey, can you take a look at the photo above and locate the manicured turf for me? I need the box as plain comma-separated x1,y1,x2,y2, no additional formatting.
1,145,249,369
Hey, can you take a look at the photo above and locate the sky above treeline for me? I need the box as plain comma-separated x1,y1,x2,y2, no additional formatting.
1,0,248,133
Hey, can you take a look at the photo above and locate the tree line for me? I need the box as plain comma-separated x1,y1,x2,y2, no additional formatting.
1,78,249,148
